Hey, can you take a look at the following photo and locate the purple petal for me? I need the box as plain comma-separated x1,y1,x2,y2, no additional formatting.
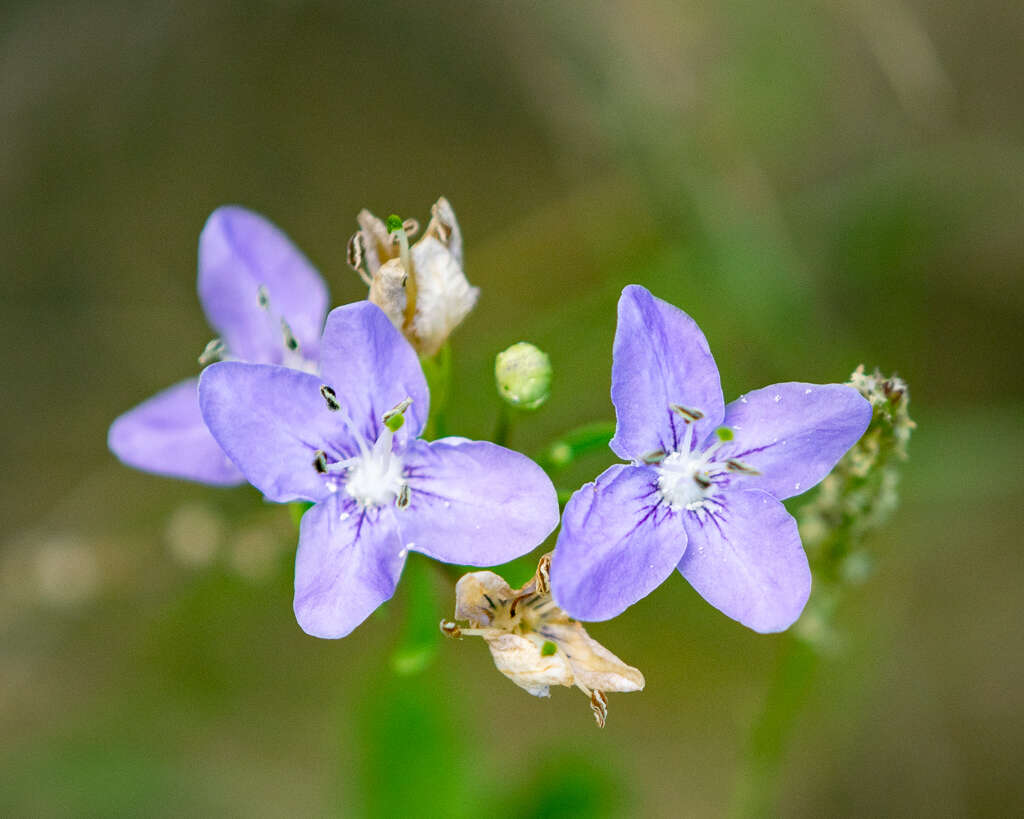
551,464,688,621
294,495,405,639
678,489,810,633
317,302,429,442
108,377,243,485
199,362,355,503
718,382,872,500
198,206,328,363
610,285,724,461
397,438,559,565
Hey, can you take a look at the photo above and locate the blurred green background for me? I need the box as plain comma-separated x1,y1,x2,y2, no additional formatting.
3,0,1023,815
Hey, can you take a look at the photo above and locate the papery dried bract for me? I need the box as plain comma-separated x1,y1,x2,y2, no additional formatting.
485,633,574,697
367,258,408,330
541,622,646,695
353,197,478,356
355,208,396,277
447,555,644,725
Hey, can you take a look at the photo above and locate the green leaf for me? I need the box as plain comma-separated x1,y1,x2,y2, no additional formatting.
537,421,616,473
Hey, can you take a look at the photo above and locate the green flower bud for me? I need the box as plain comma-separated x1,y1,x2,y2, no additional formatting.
495,342,552,410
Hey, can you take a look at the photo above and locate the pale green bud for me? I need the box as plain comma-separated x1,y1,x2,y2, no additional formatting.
495,342,552,410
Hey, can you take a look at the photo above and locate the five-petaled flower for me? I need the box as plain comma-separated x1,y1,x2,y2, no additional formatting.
551,285,872,633
108,206,328,485
198,301,560,638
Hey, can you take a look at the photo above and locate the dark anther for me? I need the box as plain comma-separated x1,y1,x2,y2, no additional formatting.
590,691,609,728
508,593,531,618
882,379,904,404
725,459,761,475
693,473,712,489
313,450,328,474
396,484,411,509
346,232,365,271
671,404,704,423
439,620,462,639
536,554,552,595
641,448,666,465
257,284,270,309
281,319,299,352
320,385,341,411
198,338,225,366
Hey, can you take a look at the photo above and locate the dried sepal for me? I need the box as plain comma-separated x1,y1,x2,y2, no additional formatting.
355,209,394,277
367,258,408,331
355,198,478,356
542,622,645,694
425,196,463,266
485,632,574,697
447,553,644,726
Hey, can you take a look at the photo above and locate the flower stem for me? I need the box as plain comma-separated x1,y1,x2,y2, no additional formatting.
493,401,514,447
420,343,452,441
731,635,818,818
732,367,914,816
390,553,442,676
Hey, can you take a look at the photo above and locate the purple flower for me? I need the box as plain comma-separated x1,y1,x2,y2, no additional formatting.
107,206,328,485
550,285,871,633
198,301,561,638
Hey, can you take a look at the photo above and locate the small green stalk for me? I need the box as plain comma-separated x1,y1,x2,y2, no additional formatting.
733,367,915,818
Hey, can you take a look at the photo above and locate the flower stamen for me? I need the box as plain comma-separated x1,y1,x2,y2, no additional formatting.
312,449,328,474
671,404,704,423
281,318,299,352
198,338,226,366
320,384,341,411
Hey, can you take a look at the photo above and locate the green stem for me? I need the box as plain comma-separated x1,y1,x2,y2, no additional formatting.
731,635,819,818
421,343,452,441
494,402,514,447
732,367,914,816
389,553,442,676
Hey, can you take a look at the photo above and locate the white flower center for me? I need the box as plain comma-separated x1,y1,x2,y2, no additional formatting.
656,451,716,510
344,430,405,508
652,406,763,510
